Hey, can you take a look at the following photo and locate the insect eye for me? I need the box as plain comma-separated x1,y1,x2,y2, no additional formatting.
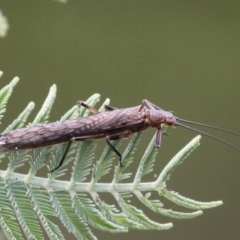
165,115,175,125
166,115,172,121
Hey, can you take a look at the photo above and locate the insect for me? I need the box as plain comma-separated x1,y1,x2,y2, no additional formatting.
0,100,239,172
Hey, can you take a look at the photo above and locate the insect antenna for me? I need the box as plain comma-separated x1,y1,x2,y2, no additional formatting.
176,117,240,138
175,121,240,153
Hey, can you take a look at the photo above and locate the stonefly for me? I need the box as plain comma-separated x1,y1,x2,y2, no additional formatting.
0,100,239,172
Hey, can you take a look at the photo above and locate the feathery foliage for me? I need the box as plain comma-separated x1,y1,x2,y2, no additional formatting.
0,73,222,240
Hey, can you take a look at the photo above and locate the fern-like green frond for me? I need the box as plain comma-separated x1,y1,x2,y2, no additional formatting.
0,183,22,240
72,193,126,232
114,132,142,183
0,76,19,122
6,181,43,240
30,84,57,126
3,102,35,133
72,142,96,183
93,140,122,183
0,75,223,240
26,186,65,240
116,194,172,230
49,191,96,240
161,189,223,209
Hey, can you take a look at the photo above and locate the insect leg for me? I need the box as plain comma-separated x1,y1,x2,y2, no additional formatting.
106,138,123,167
77,101,99,114
50,130,132,172
104,105,118,111
50,133,109,172
155,128,164,147
78,101,118,113
141,100,174,113
50,139,73,173
141,99,163,110
139,99,156,112
106,131,133,167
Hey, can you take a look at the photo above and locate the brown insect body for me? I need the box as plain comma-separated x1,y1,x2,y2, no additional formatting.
0,104,174,151
0,99,237,172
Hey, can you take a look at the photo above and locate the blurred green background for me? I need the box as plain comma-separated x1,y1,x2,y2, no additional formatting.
0,1,240,240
